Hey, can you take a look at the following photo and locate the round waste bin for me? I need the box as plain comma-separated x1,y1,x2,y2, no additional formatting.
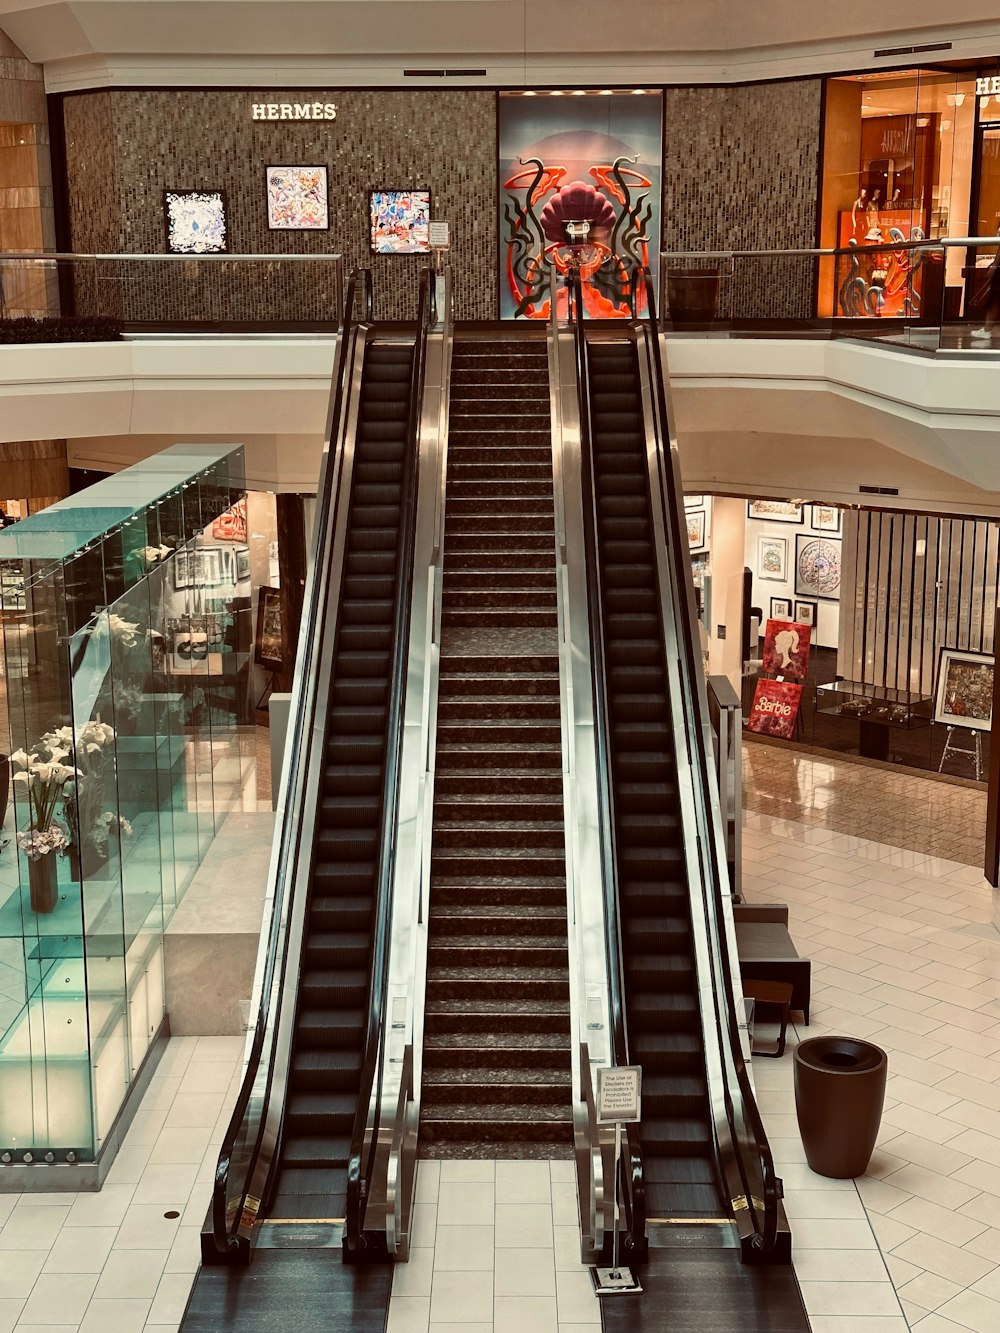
666,268,720,327
794,1035,887,1178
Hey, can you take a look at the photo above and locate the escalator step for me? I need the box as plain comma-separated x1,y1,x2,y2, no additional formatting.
285,1091,358,1133
291,1049,363,1090
281,1135,353,1168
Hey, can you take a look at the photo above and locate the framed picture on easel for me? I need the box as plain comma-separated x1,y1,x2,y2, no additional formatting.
933,648,994,732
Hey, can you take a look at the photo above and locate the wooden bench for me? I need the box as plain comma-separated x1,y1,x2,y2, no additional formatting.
734,906,810,1024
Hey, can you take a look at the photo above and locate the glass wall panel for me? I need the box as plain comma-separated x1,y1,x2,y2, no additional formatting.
0,445,247,1167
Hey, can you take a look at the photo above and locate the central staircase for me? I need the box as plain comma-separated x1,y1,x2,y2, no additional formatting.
419,337,574,1158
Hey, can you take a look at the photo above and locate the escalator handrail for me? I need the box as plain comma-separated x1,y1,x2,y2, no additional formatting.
568,269,647,1247
211,268,370,1252
636,263,780,1253
345,268,433,1250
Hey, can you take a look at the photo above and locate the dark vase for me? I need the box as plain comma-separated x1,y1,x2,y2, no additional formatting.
794,1036,887,1178
27,854,59,914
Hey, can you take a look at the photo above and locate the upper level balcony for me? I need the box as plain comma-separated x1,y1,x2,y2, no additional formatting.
1,244,999,513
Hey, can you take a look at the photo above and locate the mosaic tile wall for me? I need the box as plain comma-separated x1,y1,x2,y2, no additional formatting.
61,89,497,322
663,81,822,320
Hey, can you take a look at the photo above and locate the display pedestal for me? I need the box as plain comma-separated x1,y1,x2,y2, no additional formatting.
859,720,890,762
28,855,58,914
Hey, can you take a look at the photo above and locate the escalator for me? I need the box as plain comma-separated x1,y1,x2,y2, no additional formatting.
180,272,432,1330
586,337,720,1222
566,273,807,1328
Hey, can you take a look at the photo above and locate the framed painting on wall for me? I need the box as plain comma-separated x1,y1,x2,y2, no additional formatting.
748,500,802,524
686,510,706,550
266,165,329,230
933,648,994,731
794,599,818,628
255,586,283,671
164,189,228,253
810,503,842,533
770,597,791,620
684,494,704,508
795,535,841,600
757,535,787,582
370,189,432,254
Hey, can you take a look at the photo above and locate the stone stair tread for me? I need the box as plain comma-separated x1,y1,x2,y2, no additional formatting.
430,934,568,949
424,1031,571,1050
426,998,570,1014
433,818,565,832
420,1104,572,1123
432,873,567,887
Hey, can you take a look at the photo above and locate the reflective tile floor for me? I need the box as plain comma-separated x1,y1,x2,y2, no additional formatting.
0,745,995,1330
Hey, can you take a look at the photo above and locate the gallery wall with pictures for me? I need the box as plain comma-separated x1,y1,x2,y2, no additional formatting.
743,500,843,650
60,88,496,322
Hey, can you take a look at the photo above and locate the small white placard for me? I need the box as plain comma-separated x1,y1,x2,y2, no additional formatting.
428,220,450,248
596,1065,641,1124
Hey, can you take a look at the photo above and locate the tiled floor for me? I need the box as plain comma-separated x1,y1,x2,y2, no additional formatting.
0,1035,244,1333
1,744,999,1331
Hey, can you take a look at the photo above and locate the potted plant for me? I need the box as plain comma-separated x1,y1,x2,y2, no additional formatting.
9,746,77,913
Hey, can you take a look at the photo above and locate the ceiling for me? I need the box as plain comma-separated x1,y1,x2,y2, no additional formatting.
2,0,1000,92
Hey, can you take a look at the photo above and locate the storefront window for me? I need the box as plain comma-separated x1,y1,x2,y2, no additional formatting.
819,69,976,318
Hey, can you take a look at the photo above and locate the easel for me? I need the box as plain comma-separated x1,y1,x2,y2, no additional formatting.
939,726,985,781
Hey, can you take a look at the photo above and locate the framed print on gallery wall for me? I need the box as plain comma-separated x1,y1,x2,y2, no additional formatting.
684,494,704,508
757,535,787,582
748,500,802,524
810,503,842,534
933,648,994,731
794,599,817,628
686,510,706,550
266,165,329,230
770,597,792,620
370,189,432,254
164,189,228,253
255,586,283,672
795,535,841,600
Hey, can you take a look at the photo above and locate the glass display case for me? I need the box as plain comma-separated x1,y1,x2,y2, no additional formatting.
815,678,932,760
0,445,248,1172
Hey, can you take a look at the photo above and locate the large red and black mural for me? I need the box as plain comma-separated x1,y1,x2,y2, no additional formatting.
498,92,663,320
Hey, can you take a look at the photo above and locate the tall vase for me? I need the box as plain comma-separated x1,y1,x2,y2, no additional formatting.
28,854,59,914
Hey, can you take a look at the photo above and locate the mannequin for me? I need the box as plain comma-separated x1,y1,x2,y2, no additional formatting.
851,188,868,229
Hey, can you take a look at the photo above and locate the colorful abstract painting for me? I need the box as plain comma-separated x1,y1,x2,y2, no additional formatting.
165,190,227,254
266,165,329,230
498,92,662,320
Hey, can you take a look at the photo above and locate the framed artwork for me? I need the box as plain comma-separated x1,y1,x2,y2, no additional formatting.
762,619,811,680
370,189,431,254
747,678,804,738
933,648,994,732
236,547,251,583
165,189,227,253
795,535,841,600
794,599,818,628
770,597,791,620
810,503,842,533
684,494,704,508
255,585,283,671
686,510,706,550
266,165,329,230
748,500,802,524
757,535,787,582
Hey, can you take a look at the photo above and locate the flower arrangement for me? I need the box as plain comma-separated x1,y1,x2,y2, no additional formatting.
92,811,133,857
9,744,80,859
128,544,173,573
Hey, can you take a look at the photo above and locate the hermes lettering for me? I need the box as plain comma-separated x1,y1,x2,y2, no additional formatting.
977,77,1000,97
251,102,338,121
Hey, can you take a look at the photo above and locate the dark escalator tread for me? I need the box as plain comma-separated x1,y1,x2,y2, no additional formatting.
281,1134,352,1168
182,1249,392,1333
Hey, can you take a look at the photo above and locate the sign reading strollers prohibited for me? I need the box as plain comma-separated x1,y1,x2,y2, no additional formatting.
596,1065,641,1124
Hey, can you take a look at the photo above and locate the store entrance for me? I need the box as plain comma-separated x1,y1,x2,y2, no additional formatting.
967,120,1000,318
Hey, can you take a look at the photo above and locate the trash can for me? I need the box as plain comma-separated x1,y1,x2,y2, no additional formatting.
794,1035,887,1178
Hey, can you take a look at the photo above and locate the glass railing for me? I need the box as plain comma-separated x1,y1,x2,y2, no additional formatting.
0,252,344,332
660,238,1000,353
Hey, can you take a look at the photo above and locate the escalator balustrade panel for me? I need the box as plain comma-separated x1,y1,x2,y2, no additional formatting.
272,340,415,1222
587,339,724,1220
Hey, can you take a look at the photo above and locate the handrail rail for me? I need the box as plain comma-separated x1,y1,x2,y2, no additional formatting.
344,267,432,1251
0,250,345,262
661,235,1000,261
211,265,367,1255
568,268,646,1252
637,263,780,1255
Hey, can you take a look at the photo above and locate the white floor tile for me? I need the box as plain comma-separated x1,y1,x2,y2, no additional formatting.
0,1250,45,1297
392,1247,434,1299
553,1270,601,1324
42,1226,118,1274
897,1270,964,1313
494,1295,559,1333
495,1203,553,1249
429,1270,492,1323
495,1161,551,1204
433,1224,493,1272
800,1280,904,1316
0,1205,70,1250
18,1273,98,1324
114,1203,182,1250
386,1295,430,1333
93,1248,167,1299
147,1272,196,1324
435,1181,494,1227
77,1296,151,1333
438,1161,493,1184
935,1287,1000,1332
494,1248,556,1297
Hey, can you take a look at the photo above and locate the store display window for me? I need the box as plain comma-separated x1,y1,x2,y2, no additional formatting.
818,69,976,318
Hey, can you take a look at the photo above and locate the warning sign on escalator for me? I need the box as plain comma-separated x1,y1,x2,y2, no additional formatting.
596,1065,642,1124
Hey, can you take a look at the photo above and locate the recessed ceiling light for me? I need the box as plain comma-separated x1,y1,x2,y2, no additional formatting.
632,88,647,95
571,90,586,96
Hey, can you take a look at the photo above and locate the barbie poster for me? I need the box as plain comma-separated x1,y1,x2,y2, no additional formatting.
498,92,662,320
747,679,803,740
761,619,811,681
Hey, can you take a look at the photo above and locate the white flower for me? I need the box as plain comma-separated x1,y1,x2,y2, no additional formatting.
8,749,36,769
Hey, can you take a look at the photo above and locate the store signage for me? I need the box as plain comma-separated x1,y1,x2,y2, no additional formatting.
747,679,803,740
596,1066,642,1124
428,221,450,248
251,102,338,121
976,77,1000,97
